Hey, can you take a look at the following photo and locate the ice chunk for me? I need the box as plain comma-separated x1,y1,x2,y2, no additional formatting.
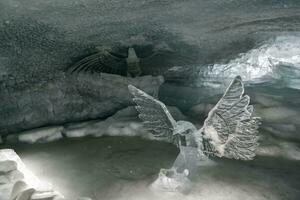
0,160,17,172
0,149,64,200
176,35,300,89
9,180,35,200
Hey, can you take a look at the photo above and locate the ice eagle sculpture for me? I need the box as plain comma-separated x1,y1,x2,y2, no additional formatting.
128,76,261,173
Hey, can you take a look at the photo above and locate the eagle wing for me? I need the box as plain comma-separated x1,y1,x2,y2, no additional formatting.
201,76,261,160
128,85,177,141
69,48,127,76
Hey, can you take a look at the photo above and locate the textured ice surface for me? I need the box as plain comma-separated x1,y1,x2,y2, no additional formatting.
0,149,63,200
151,147,216,194
192,35,300,89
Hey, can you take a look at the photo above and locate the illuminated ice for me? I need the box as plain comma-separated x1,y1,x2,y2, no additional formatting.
0,149,63,200
193,36,300,89
129,76,261,193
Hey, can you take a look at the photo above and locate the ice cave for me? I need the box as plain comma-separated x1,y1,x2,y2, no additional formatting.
0,0,300,200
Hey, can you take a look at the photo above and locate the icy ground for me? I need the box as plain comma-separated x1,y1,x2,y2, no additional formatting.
2,136,300,200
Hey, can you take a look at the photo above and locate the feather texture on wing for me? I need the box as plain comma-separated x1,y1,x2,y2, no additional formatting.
69,48,127,76
128,85,176,140
201,76,261,160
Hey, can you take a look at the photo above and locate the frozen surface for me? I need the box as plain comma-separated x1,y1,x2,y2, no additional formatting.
2,136,300,200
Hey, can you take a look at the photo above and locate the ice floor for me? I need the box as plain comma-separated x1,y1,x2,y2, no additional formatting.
3,136,300,200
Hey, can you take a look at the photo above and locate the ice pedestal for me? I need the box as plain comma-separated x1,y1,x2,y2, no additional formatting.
150,167,191,194
173,146,214,173
151,146,215,194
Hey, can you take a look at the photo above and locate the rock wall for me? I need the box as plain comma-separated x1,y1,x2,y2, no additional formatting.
0,73,163,135
0,0,300,140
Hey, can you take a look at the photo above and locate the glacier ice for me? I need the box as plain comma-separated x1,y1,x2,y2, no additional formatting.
192,35,300,89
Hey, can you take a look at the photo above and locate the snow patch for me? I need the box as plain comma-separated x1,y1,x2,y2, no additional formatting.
19,127,63,143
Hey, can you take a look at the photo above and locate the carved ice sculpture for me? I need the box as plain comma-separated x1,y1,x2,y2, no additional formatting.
128,76,261,192
70,47,142,77
150,167,191,193
69,44,174,78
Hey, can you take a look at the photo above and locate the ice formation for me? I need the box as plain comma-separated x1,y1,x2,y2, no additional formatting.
3,105,186,144
0,149,64,200
150,168,191,193
7,126,64,144
0,149,97,200
129,76,261,192
189,35,300,89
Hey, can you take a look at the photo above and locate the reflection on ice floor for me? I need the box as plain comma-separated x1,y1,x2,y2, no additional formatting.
6,136,300,200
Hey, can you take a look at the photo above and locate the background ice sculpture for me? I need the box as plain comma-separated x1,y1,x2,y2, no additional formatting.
129,76,261,192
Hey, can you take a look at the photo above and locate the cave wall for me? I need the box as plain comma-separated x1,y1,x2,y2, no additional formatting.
0,0,300,135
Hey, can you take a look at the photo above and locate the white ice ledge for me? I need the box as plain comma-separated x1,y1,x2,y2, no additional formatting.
0,149,64,200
